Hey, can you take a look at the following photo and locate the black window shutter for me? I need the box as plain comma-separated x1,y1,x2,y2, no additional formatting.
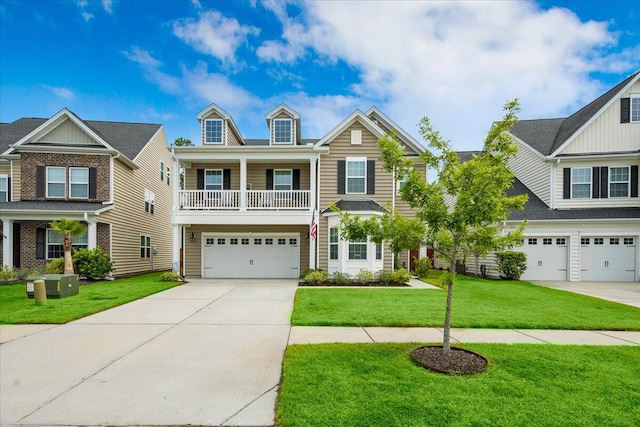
292,169,300,190
562,168,571,199
7,178,10,201
621,98,630,123
337,161,345,194
89,167,97,199
36,228,45,259
36,166,45,198
266,169,274,190
631,165,638,197
197,169,204,190
223,169,231,190
600,167,608,198
591,167,600,199
366,160,375,194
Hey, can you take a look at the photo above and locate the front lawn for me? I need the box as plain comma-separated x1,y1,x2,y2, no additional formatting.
277,343,640,427
291,275,640,330
0,272,181,324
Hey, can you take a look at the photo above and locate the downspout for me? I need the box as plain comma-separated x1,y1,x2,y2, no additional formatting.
550,158,560,209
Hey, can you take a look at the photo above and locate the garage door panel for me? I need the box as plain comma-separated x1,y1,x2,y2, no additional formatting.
520,237,568,281
580,237,636,282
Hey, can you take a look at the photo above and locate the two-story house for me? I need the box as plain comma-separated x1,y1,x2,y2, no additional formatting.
0,108,174,276
465,71,639,282
170,104,426,279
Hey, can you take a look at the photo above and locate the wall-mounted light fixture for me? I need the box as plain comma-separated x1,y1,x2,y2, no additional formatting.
190,232,196,242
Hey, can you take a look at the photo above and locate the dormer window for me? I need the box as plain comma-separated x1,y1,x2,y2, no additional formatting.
273,119,292,144
205,119,223,144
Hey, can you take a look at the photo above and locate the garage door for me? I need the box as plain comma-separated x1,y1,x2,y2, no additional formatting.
580,237,636,281
520,237,568,281
202,233,300,279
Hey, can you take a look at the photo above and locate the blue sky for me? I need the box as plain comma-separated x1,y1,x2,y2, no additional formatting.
1,0,638,151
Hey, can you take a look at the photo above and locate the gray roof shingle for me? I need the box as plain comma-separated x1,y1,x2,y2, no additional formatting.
322,198,386,213
0,201,110,213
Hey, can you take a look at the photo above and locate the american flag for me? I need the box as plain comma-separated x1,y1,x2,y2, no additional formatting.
310,212,317,240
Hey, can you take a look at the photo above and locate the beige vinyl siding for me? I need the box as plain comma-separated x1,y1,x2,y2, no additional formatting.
559,81,640,155
100,127,173,276
183,224,309,277
0,159,20,200
185,162,310,191
394,159,425,218
185,163,241,190
36,119,96,145
554,158,640,208
508,139,551,205
227,123,242,146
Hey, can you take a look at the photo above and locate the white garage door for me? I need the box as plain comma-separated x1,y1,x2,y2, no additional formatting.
580,237,636,282
202,233,300,279
520,237,568,281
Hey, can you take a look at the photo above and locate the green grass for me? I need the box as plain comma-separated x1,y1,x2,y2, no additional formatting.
292,275,640,330
0,272,181,324
277,343,640,427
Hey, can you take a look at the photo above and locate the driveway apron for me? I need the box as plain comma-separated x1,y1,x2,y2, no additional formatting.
0,278,298,427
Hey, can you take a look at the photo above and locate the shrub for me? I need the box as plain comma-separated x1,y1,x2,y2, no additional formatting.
392,268,411,284
73,248,114,279
160,271,182,282
300,268,324,279
356,269,375,283
496,251,528,280
0,265,18,282
331,271,353,285
46,258,65,274
376,270,395,284
14,266,46,280
412,257,432,278
303,270,328,284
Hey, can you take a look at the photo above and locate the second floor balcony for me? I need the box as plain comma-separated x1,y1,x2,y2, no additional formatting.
179,189,311,211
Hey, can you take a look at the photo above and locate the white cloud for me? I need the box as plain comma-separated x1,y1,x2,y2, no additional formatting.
101,0,113,14
123,47,181,94
172,11,260,66
81,11,93,21
191,0,202,11
44,85,76,100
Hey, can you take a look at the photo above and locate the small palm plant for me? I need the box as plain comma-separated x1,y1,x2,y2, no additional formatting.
51,218,87,274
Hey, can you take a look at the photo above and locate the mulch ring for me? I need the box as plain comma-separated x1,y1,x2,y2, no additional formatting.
411,345,488,375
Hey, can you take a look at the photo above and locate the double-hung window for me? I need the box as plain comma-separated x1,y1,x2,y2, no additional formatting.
160,161,164,181
329,227,339,260
571,168,591,198
205,170,223,198
205,119,223,144
274,169,292,199
632,96,640,122
140,235,151,259
0,175,7,202
273,119,292,144
348,239,368,260
346,159,366,194
609,166,630,197
47,166,66,198
47,229,88,259
69,167,89,199
144,189,155,214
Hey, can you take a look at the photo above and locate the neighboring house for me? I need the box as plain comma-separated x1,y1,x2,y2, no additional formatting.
169,104,426,279
0,108,173,276
464,71,640,282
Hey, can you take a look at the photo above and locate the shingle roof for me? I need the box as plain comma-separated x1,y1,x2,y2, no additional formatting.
322,198,386,213
457,151,482,162
0,201,110,213
0,118,46,154
510,118,565,155
243,138,320,146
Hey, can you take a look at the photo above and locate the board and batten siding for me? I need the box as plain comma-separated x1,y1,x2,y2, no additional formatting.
508,139,550,205
35,119,95,145
0,159,20,201
183,224,309,277
100,127,173,276
559,80,640,155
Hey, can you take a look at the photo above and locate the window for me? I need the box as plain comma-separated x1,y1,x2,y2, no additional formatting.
556,238,566,245
265,238,273,245
348,240,367,260
217,238,225,245
571,168,591,198
609,167,630,198
528,238,537,245
543,238,552,245
289,238,297,245
47,166,66,198
594,238,604,245
205,170,223,198
0,175,7,202
69,167,89,199
167,168,170,186
329,228,339,260
346,159,366,194
624,238,634,245
140,235,151,259
230,238,238,245
160,161,164,181
610,238,620,245
581,238,590,245
278,238,286,245
205,238,215,245
254,238,262,245
632,96,640,122
144,189,155,214
273,119,292,144
47,229,88,259
376,244,382,260
241,238,249,245
274,170,292,198
205,119,223,144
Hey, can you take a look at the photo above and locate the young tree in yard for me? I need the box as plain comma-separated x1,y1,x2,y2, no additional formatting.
349,100,527,357
173,137,193,189
51,218,87,275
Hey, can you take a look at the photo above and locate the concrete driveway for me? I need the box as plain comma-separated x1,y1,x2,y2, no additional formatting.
0,278,298,427
534,280,640,308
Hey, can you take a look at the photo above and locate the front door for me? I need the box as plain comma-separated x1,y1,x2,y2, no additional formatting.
409,249,419,272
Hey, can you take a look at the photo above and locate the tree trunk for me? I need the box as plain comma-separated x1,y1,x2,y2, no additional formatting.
63,234,74,274
442,252,457,357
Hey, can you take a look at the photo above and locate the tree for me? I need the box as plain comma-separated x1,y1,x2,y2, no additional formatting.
50,218,87,274
173,137,193,189
345,100,528,357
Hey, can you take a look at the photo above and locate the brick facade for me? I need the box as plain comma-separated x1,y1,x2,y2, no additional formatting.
20,152,110,201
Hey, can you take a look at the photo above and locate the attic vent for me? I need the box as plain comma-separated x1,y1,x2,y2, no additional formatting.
351,130,362,145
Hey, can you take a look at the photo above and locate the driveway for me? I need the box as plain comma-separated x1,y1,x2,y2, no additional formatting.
534,280,640,308
0,278,298,427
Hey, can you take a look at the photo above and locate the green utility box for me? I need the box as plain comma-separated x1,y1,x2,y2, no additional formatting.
26,274,80,299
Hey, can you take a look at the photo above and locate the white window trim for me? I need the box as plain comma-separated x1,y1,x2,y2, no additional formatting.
346,157,367,195
609,166,630,198
0,174,7,202
46,166,66,199
166,167,170,186
273,118,293,145
631,95,640,123
205,169,223,191
144,189,155,214
160,161,164,181
348,239,368,261
375,243,383,261
46,228,88,260
204,119,224,144
329,227,339,260
571,167,591,199
69,167,89,199
274,169,293,191
140,234,151,259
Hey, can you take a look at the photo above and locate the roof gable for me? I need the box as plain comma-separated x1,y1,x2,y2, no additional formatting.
365,107,424,154
196,103,244,145
315,110,385,147
265,103,300,120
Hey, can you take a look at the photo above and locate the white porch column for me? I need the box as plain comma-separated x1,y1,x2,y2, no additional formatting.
172,156,180,207
368,241,375,272
309,215,317,270
87,221,97,250
309,158,317,212
2,219,13,268
172,224,181,274
240,158,247,211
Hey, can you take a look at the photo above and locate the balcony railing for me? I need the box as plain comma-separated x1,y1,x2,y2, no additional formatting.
179,190,310,211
